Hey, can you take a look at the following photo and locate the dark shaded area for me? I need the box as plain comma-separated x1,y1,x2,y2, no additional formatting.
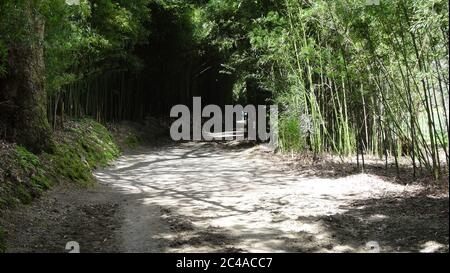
77,2,235,123
320,195,449,252
134,1,234,114
0,184,123,253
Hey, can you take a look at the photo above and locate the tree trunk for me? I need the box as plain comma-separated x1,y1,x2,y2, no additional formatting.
0,2,53,153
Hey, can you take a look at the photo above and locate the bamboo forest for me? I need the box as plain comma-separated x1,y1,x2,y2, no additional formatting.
0,0,448,255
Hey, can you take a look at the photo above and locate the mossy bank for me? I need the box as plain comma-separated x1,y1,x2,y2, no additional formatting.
0,119,122,250
0,119,120,208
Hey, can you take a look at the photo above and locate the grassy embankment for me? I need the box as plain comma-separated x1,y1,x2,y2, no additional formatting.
0,119,126,251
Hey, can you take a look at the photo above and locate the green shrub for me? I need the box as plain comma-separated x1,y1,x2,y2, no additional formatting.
0,145,54,207
279,116,305,153
124,135,141,149
15,146,52,193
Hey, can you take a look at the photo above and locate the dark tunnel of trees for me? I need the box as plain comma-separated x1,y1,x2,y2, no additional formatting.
48,1,236,123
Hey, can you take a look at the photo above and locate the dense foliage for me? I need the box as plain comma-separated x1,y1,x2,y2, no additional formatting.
191,0,449,179
1,0,449,179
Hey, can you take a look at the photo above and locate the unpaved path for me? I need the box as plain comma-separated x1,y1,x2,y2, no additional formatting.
1,142,448,253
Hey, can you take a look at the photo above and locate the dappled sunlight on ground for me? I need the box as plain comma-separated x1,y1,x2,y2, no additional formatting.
94,142,448,253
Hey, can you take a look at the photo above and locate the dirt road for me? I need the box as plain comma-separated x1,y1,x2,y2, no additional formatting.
1,142,448,252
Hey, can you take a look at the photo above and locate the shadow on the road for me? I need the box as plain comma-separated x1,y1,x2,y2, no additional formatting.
94,142,449,253
290,195,449,252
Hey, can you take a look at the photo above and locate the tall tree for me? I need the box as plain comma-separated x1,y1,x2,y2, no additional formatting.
0,0,53,153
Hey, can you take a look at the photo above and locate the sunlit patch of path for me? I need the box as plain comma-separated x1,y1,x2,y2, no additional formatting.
94,142,429,253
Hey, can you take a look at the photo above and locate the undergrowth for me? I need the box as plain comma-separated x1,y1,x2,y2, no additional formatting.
0,119,120,208
0,119,121,252
48,119,120,186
